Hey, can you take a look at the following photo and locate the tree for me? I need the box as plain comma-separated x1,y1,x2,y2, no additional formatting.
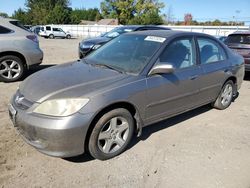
46,3,71,24
184,13,192,25
24,0,71,24
165,5,174,24
70,8,102,24
0,12,9,18
100,0,164,25
12,8,32,25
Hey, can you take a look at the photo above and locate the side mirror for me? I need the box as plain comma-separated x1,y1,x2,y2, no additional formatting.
149,64,175,75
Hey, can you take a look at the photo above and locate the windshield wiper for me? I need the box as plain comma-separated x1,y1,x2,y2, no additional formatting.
94,63,125,74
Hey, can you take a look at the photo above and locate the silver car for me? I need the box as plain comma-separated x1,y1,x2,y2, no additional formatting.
9,31,245,160
0,17,43,82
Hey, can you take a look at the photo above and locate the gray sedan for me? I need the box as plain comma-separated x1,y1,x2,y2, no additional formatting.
9,31,245,160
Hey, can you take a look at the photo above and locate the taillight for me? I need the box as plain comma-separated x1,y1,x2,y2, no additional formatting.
26,35,38,43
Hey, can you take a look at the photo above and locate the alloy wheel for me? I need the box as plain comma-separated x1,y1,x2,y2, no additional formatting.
0,60,21,80
221,83,233,106
98,116,130,154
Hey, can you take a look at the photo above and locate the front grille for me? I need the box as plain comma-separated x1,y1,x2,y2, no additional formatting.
14,90,33,110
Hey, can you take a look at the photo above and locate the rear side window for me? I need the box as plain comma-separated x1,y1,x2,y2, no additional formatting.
46,26,51,31
0,25,12,34
226,34,250,45
52,28,61,32
197,38,226,64
159,37,196,69
9,21,30,32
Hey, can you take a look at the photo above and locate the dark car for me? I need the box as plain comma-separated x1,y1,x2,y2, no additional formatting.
9,31,244,160
78,25,170,58
225,31,250,72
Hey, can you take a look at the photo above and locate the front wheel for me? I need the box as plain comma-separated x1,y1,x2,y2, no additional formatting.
88,108,134,160
212,80,234,110
0,55,25,82
66,34,71,39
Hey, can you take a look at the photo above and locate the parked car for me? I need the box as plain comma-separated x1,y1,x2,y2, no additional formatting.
31,25,42,35
0,17,43,82
78,25,170,58
225,31,250,72
39,25,71,39
9,31,244,160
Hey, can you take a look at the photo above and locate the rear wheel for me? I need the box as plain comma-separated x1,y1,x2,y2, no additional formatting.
212,80,234,110
88,108,134,160
0,55,25,82
49,34,54,39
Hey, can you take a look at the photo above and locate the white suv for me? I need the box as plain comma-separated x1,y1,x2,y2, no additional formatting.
39,25,71,39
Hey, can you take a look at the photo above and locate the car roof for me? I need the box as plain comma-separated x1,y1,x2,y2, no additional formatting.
125,30,211,38
0,17,30,35
229,31,250,35
117,25,170,30
0,17,18,23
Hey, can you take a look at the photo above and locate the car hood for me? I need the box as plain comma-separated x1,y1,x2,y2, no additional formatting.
19,61,130,103
82,36,111,45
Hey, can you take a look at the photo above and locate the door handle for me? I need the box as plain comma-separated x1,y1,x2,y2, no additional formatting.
189,75,199,80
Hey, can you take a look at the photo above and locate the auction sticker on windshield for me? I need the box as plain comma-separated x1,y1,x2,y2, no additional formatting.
145,36,166,43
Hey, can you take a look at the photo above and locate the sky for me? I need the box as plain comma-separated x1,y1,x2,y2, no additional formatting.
0,0,250,24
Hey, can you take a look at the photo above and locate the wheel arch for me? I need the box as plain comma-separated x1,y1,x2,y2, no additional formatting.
84,101,143,152
224,76,237,94
0,51,27,68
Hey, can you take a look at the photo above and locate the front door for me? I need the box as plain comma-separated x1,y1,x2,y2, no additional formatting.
145,37,203,124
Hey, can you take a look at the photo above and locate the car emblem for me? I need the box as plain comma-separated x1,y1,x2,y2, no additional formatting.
15,95,24,105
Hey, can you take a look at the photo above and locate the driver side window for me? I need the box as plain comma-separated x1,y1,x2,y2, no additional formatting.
159,37,196,69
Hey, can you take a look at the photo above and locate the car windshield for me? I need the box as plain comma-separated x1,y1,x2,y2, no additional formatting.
103,27,134,38
9,21,31,32
85,35,164,74
226,34,250,45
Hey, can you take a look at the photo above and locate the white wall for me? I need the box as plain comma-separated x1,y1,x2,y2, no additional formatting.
50,24,250,38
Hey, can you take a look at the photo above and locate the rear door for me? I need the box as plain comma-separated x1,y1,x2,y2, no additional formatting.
195,37,229,104
145,36,203,124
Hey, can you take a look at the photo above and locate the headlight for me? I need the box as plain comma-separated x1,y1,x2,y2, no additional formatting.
33,98,89,117
92,44,102,50
80,43,94,49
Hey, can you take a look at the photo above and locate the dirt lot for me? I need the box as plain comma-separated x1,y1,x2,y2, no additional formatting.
0,37,250,188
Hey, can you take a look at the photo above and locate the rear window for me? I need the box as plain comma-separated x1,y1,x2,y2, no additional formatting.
9,21,30,32
46,26,51,31
226,34,250,45
0,25,12,34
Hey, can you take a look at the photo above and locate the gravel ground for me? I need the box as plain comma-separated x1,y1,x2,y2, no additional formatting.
0,37,250,188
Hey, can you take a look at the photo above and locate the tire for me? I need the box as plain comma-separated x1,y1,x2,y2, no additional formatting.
49,34,54,39
66,34,71,39
212,80,234,110
0,55,25,82
88,108,134,160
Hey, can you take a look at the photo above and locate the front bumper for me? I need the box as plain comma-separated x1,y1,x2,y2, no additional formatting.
78,47,91,58
8,97,93,158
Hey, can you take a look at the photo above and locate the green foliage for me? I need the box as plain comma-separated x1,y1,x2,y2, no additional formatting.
46,3,71,24
12,8,32,25
70,8,102,24
0,12,9,18
100,0,164,25
12,0,71,25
